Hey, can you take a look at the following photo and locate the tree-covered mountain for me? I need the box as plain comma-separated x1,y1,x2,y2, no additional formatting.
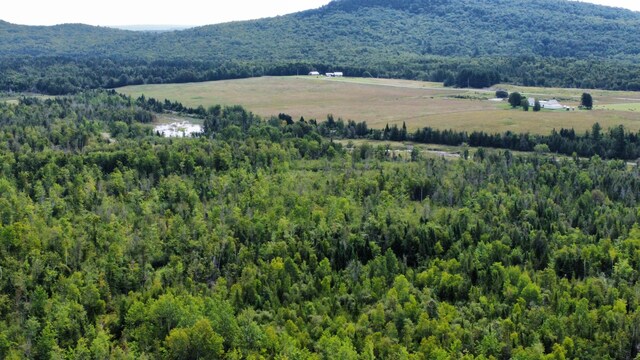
2,0,640,93
3,0,640,60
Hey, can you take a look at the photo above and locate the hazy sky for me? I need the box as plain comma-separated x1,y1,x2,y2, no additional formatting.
2,0,639,27
579,0,640,11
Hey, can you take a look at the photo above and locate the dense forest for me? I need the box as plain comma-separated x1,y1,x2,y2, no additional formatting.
1,91,640,358
2,0,640,93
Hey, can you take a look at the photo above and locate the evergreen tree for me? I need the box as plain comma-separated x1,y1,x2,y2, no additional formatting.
508,92,522,108
495,90,509,99
581,92,593,109
533,99,541,112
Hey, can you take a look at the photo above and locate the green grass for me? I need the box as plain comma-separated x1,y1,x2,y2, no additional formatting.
492,84,640,104
118,76,640,135
334,139,549,161
595,103,640,112
1,94,53,104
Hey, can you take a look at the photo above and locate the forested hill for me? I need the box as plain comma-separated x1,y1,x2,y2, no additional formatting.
3,0,640,93
177,0,640,61
307,0,640,59
2,0,640,60
0,21,136,57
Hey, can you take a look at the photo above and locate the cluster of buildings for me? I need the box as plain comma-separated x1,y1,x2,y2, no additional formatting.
308,71,343,77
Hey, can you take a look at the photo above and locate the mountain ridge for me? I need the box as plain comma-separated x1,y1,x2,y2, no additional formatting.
2,0,640,93
1,0,639,60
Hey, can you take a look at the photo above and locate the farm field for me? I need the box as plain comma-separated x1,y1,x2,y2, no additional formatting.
118,76,640,134
595,103,640,112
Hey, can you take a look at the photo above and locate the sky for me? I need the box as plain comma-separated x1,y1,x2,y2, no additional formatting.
577,0,640,11
1,0,639,27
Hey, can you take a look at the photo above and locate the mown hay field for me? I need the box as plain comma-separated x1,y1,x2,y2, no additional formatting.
118,76,640,134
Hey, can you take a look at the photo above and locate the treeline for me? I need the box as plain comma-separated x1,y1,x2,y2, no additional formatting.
309,115,640,160
0,57,386,95
0,57,257,95
4,55,640,95
1,90,640,358
409,123,640,160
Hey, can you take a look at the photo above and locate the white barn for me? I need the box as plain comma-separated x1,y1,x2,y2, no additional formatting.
309,71,320,76
540,99,564,110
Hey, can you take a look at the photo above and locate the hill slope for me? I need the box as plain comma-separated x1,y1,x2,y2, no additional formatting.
1,0,639,61
165,0,640,62
2,0,640,93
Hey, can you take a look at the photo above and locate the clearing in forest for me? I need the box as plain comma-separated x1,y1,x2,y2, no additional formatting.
118,76,640,135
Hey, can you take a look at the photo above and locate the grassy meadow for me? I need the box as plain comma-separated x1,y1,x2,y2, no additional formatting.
118,76,640,134
595,103,640,112
1,94,53,105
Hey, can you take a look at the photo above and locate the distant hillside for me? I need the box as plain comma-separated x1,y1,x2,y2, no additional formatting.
0,21,137,57
2,0,640,60
164,0,640,62
2,0,640,93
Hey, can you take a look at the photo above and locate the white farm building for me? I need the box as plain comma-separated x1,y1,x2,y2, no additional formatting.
528,98,572,110
540,99,565,110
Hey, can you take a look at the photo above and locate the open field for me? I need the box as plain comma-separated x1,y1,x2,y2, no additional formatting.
156,113,204,125
333,139,566,162
118,76,640,134
1,94,53,105
595,103,640,112
337,139,464,153
335,139,465,161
